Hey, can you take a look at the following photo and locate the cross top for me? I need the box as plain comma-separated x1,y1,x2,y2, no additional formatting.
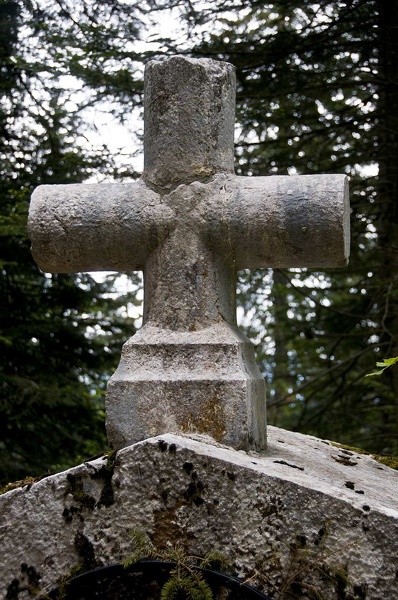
28,56,350,451
143,57,235,189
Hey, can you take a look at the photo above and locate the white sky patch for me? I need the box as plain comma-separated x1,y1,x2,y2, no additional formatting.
80,6,184,182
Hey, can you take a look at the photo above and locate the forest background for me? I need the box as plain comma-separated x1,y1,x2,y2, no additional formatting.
1,0,397,485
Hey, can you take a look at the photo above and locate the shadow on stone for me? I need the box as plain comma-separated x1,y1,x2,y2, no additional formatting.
48,561,272,600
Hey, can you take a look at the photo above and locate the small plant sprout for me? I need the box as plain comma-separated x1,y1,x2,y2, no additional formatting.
366,356,398,377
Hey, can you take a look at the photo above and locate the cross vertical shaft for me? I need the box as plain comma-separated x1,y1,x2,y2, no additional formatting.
105,57,267,451
141,58,237,330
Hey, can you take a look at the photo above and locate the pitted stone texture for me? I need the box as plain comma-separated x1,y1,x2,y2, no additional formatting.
28,172,349,451
28,180,170,273
28,56,350,451
106,323,266,450
28,174,349,274
1,427,397,599
143,56,236,190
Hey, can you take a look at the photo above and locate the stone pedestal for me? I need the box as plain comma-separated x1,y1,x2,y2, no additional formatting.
106,324,266,450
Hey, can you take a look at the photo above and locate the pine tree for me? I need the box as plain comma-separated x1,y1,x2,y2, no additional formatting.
0,0,148,484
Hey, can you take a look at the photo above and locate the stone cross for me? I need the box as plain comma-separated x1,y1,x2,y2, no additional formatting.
28,56,350,452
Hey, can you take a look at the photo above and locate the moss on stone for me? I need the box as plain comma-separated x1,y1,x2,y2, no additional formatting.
0,475,47,495
372,455,398,470
94,451,116,508
181,396,226,442
330,441,398,470
66,474,96,510
330,442,369,455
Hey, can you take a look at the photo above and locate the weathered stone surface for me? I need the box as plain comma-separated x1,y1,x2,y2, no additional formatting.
28,180,169,272
106,323,266,450
28,174,349,274
28,56,350,451
28,171,349,452
1,427,397,599
143,56,236,190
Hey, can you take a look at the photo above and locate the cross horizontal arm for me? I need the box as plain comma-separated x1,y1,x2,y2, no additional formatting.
28,181,171,273
225,173,350,268
29,172,349,275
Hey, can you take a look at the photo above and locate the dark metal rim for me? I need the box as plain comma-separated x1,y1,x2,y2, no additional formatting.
50,560,272,600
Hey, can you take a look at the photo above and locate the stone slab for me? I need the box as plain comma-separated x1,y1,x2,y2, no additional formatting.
1,426,397,599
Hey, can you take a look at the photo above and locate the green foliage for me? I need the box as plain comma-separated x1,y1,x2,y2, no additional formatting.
123,529,354,600
123,530,159,567
366,356,398,377
0,0,147,485
253,523,350,600
123,531,227,600
281,539,349,600
160,573,212,600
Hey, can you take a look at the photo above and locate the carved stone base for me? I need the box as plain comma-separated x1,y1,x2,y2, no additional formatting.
105,323,266,451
